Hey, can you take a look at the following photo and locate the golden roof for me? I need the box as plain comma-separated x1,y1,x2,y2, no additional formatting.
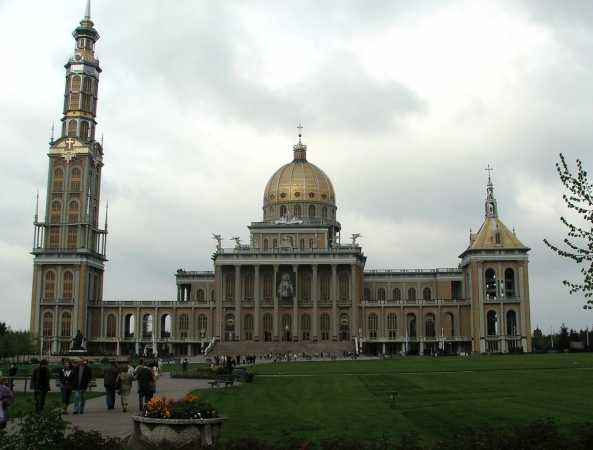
467,217,526,250
263,138,335,207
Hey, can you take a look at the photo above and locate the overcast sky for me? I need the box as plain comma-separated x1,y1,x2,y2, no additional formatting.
1,0,593,334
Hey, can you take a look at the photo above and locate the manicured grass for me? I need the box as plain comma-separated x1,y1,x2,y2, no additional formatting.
193,353,593,446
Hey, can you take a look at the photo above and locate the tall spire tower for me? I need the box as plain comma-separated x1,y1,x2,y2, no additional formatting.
31,2,107,355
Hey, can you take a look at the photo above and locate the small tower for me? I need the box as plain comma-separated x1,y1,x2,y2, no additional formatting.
30,1,107,355
459,169,532,354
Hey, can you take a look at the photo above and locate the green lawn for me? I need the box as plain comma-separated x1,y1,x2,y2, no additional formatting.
193,353,593,446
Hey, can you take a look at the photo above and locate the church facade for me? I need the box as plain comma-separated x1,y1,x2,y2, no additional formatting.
30,5,532,358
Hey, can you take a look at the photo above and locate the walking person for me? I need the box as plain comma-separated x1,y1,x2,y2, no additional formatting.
72,358,93,414
59,360,75,414
31,359,51,411
136,362,155,412
102,359,120,410
116,364,136,412
0,377,14,430
7,364,17,391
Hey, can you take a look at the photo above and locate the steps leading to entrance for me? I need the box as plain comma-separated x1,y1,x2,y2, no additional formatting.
208,340,355,358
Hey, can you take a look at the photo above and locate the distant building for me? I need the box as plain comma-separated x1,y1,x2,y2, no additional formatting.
30,4,532,358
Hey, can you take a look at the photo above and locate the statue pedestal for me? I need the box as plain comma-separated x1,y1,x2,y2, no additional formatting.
68,349,89,357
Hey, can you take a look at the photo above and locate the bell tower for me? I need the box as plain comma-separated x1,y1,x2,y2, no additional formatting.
30,1,107,355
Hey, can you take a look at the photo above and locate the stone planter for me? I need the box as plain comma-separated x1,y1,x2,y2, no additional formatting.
128,415,228,449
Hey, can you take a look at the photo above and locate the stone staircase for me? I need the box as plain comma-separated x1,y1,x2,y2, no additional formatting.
207,340,356,358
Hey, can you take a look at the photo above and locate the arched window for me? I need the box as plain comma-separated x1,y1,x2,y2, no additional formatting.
124,314,135,337
83,77,92,92
63,272,73,299
53,168,64,191
142,314,153,337
387,313,397,339
244,314,254,341
179,314,189,338
72,75,81,91
322,206,327,218
280,205,287,217
301,314,311,341
320,313,331,341
269,207,275,219
80,120,89,139
423,287,431,300
407,287,416,301
197,314,208,334
340,314,350,341
443,312,454,337
43,311,53,337
51,201,62,224
339,273,349,301
425,313,435,338
494,232,502,245
300,238,305,249
308,205,316,218
44,271,56,298
487,310,498,335
407,313,417,338
61,312,72,337
69,201,79,223
294,205,301,217
106,314,117,337
225,274,235,301
301,273,311,301
263,314,273,342
282,314,292,341
377,288,386,301
393,288,401,301
364,288,371,301
263,238,269,251
506,310,517,335
504,268,516,298
244,273,254,301
320,273,330,301
485,268,497,300
272,238,278,249
160,314,171,337
68,119,77,136
70,167,81,191
368,313,378,339
196,289,205,302
263,273,273,301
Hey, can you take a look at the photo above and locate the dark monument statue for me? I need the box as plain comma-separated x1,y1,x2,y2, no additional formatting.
72,330,84,350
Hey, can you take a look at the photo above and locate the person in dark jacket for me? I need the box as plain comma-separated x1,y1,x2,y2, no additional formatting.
72,358,93,414
102,359,120,410
31,359,51,411
136,362,155,411
59,360,75,413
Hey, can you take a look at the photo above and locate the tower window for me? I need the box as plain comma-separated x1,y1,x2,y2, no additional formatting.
69,93,80,110
44,271,56,298
63,272,73,299
308,205,316,218
53,168,64,191
71,75,81,91
407,287,416,301
49,228,60,249
69,201,79,223
67,226,77,249
82,95,91,113
70,167,81,191
423,287,432,300
51,201,62,224
83,77,92,93
294,204,301,217
320,273,330,301
280,205,287,217
68,119,77,137
368,313,378,339
61,312,72,337
322,206,327,218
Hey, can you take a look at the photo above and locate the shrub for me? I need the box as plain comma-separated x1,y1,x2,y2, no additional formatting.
63,428,122,450
30,357,39,364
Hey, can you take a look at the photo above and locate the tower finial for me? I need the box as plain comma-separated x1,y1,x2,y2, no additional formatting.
297,123,303,143
105,200,109,230
50,122,55,143
484,165,498,218
85,0,91,20
292,123,307,161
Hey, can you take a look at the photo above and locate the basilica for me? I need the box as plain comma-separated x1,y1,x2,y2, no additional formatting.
29,4,532,359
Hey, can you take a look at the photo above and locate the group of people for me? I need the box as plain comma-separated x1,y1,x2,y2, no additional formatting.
100,359,160,413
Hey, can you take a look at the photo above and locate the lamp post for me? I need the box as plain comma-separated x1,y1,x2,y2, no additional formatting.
390,391,397,408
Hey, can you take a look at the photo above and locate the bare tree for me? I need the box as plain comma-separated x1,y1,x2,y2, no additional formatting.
544,154,593,308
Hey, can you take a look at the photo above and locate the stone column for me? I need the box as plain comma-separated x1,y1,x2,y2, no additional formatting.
312,264,318,341
351,264,357,344
235,265,241,341
293,264,299,342
331,264,338,341
215,266,223,340
273,265,279,341
254,265,260,342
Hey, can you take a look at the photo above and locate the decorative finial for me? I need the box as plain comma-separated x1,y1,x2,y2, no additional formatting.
35,189,39,222
485,164,493,181
101,133,104,147
297,123,303,142
105,200,109,230
85,0,91,20
50,122,54,143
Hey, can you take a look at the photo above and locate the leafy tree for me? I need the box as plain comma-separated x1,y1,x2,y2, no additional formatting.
544,154,593,308
557,324,570,351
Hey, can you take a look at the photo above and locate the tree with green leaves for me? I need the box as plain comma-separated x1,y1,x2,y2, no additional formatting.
544,154,593,309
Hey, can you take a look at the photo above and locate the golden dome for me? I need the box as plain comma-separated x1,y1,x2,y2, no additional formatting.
262,134,336,221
